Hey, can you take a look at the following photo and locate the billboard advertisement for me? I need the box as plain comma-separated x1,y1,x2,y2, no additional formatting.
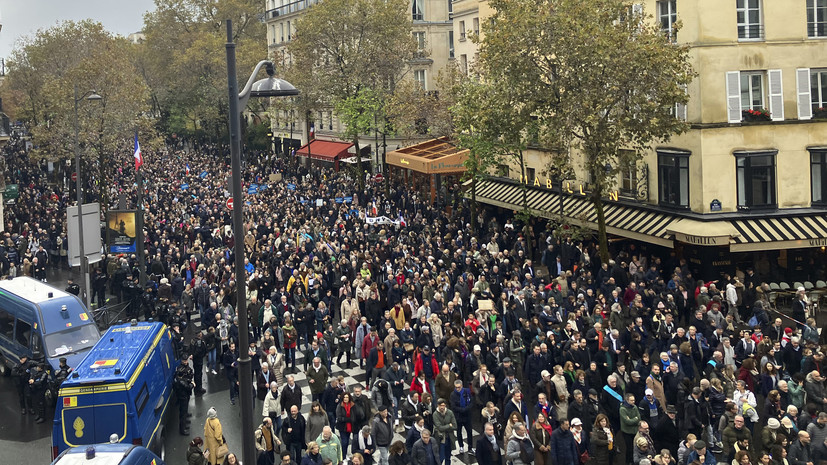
106,210,138,254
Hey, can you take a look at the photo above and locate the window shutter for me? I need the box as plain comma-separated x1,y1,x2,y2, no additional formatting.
768,69,784,121
797,68,813,120
726,71,742,123
675,83,688,121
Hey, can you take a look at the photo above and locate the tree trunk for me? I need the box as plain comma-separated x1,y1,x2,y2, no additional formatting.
592,192,610,264
470,178,478,234
519,149,533,259
354,137,365,196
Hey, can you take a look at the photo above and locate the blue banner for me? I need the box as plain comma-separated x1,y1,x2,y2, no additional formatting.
180,183,189,190
199,171,208,179
287,183,296,190
344,196,353,204
247,184,259,195
335,197,344,204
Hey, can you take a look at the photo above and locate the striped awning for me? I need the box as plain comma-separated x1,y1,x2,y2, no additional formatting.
473,179,676,247
730,215,827,251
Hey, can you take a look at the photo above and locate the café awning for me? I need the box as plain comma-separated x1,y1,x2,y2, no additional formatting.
386,137,468,174
295,140,354,162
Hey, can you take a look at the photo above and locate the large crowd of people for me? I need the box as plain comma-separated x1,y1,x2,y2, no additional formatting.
2,132,827,465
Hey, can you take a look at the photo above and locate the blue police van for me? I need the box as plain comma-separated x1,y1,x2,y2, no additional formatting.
0,277,100,376
51,443,166,465
52,321,176,460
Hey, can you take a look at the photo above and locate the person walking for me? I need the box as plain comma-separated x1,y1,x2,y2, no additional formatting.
432,399,457,465
505,423,534,465
372,405,393,465
191,331,208,395
411,430,439,465
449,379,474,454
174,357,195,435
283,405,307,462
223,342,239,405
316,426,344,465
256,417,282,465
187,437,209,465
204,407,226,465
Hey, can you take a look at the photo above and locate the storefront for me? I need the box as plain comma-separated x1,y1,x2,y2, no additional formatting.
295,139,355,171
386,137,468,204
472,177,827,282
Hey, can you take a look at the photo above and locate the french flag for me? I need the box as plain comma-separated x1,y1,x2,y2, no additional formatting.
133,132,143,170
186,163,191,175
309,123,315,140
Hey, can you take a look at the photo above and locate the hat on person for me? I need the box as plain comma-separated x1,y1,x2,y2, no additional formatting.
423,345,430,352
781,417,793,428
541,370,551,378
693,440,706,450
588,388,598,396
645,388,653,396
207,407,217,419
631,371,641,378
473,345,481,352
767,418,780,429
785,327,793,334
503,357,512,363
378,405,389,412
670,344,678,349
666,405,678,414
571,418,582,426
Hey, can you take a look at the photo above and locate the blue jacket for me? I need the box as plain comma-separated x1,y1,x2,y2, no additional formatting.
549,428,579,465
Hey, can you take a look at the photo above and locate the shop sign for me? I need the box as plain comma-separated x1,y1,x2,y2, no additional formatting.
519,176,619,201
674,232,730,246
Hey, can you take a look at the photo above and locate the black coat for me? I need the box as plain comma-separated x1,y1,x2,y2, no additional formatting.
476,435,503,465
280,384,304,413
282,414,307,449
654,416,681,458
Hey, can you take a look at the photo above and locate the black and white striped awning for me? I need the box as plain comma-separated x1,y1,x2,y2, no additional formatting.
472,179,677,247
730,215,827,251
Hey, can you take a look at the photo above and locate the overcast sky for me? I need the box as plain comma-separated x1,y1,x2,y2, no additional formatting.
0,0,157,61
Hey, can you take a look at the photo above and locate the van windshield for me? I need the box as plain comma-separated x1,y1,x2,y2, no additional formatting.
45,324,100,357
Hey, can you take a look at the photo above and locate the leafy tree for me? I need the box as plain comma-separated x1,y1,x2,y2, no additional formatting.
285,0,416,191
140,0,266,141
1,20,154,210
477,0,693,262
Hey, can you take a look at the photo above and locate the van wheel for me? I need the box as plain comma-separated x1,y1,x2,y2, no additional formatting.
154,428,166,461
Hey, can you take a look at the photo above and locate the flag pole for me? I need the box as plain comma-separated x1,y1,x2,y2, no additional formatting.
135,131,146,287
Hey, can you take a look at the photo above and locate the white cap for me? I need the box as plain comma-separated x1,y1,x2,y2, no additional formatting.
571,418,582,426
645,388,654,396
474,345,481,351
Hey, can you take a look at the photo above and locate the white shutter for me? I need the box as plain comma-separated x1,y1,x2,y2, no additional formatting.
675,83,688,121
797,68,813,120
768,69,784,121
726,71,742,123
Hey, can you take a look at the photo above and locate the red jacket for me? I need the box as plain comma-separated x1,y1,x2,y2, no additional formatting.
410,377,431,396
362,334,380,359
414,352,440,380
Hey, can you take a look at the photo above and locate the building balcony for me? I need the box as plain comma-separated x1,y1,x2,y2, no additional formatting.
265,0,318,21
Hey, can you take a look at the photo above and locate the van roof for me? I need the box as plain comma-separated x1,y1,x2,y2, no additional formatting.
62,322,168,386
0,276,72,303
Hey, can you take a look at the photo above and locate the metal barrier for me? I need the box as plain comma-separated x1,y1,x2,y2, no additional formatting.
91,300,132,330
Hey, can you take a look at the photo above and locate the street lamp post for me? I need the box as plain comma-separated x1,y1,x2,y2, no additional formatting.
225,19,298,465
72,85,101,310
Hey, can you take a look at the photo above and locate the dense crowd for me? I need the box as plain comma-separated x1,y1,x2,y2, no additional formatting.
2,132,827,465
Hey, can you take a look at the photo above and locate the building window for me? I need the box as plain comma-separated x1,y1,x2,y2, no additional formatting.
736,152,776,209
460,54,468,75
658,151,689,208
808,0,827,38
412,0,424,20
658,0,677,40
812,69,827,112
459,21,466,41
740,72,765,111
413,32,426,58
497,164,510,177
448,31,454,59
473,18,480,35
812,150,827,204
280,23,284,43
414,70,426,90
287,21,291,42
448,0,453,19
620,162,637,197
525,167,536,184
736,0,763,40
